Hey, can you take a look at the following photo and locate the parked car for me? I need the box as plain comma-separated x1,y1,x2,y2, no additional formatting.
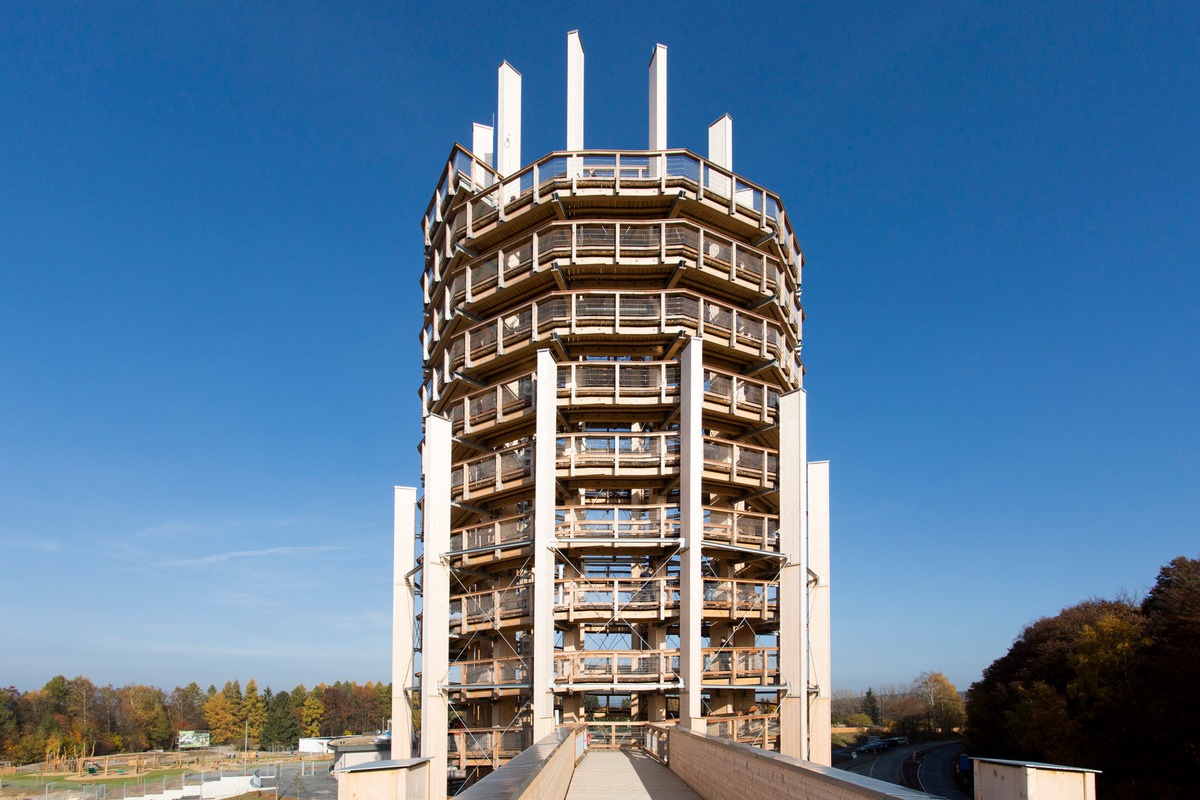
857,741,888,754
887,736,909,746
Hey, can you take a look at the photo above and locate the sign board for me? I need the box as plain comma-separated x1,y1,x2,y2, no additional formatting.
178,731,211,748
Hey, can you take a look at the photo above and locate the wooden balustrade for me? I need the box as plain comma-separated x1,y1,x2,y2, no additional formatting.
554,650,680,685
450,585,533,632
700,646,779,685
446,656,530,688
447,727,528,768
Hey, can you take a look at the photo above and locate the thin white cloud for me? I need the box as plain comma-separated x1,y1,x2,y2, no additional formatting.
160,545,342,568
0,526,63,552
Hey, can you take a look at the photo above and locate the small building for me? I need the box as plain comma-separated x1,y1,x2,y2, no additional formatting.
329,736,390,777
973,757,1100,800
298,737,338,754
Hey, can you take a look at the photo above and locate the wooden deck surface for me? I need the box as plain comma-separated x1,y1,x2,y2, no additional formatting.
565,749,702,800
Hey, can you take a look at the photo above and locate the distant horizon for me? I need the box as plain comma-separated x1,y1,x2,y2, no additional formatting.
2,2,1197,697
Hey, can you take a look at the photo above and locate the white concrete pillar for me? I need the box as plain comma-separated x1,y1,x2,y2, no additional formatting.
807,461,831,766
648,44,667,151
777,390,807,758
566,31,584,151
532,349,559,740
392,486,418,761
497,61,522,177
708,114,732,171
420,416,452,800
471,123,494,187
678,337,703,731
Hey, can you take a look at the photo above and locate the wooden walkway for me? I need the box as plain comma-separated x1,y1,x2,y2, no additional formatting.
565,749,701,800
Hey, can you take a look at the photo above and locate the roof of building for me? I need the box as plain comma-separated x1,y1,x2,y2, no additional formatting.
971,757,1101,774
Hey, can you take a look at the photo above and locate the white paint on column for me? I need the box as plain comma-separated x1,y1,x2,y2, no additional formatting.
806,461,832,766
648,44,667,150
777,389,808,759
678,337,703,731
420,415,452,800
567,31,584,151
497,61,522,177
533,349,558,740
392,486,418,761
708,114,732,171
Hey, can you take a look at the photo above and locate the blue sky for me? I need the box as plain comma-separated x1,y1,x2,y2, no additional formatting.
1,1,1197,695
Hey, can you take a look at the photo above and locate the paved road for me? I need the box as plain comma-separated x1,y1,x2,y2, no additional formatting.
917,744,969,800
836,742,969,799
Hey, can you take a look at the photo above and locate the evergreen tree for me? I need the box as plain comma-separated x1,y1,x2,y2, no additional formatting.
862,688,879,724
260,690,299,750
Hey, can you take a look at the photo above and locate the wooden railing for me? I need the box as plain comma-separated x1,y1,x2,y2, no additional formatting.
554,504,680,540
450,512,533,553
450,442,534,501
554,650,680,685
422,148,802,277
445,656,530,689
423,288,798,404
555,576,678,620
702,438,778,488
446,656,530,688
447,727,528,768
557,360,680,406
702,508,780,551
700,646,779,685
702,578,778,619
555,432,680,476
421,217,800,347
703,368,780,423
703,715,779,749
443,374,535,437
450,585,532,633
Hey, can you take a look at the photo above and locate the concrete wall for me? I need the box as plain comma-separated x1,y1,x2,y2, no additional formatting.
456,727,581,800
667,727,939,800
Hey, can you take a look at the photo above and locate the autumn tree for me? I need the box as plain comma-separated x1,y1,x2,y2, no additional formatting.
966,556,1200,800
243,680,267,746
203,692,241,745
301,692,324,738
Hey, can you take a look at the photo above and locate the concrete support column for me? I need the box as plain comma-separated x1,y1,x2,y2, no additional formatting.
471,123,494,186
777,390,807,758
807,461,831,766
532,349,558,740
648,44,667,151
708,115,732,171
497,61,522,177
678,337,703,731
566,31,584,151
391,486,418,761
420,415,452,800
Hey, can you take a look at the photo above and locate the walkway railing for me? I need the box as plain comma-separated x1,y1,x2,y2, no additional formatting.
700,646,779,685
450,585,532,633
421,217,799,344
423,288,799,404
555,576,678,620
446,656,530,689
422,148,802,275
447,727,528,768
554,650,680,685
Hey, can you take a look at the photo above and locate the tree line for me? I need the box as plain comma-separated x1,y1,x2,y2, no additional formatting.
830,671,966,740
965,555,1200,800
0,678,392,765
